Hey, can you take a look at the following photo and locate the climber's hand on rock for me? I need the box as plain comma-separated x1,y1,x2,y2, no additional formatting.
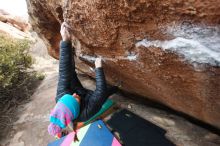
60,22,71,42
95,57,102,68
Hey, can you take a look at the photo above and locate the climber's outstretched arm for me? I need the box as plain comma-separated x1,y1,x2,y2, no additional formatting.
56,40,73,102
56,22,83,102
78,58,110,121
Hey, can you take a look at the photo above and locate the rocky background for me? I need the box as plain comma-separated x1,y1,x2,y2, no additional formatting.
0,9,30,39
26,0,220,130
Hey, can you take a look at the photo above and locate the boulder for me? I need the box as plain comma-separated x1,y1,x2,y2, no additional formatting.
0,9,29,32
0,9,31,39
26,0,220,129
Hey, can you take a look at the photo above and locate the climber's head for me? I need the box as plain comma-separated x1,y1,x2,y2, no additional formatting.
48,94,80,138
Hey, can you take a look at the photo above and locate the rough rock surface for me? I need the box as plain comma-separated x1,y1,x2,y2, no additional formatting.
0,9,29,32
0,9,31,39
1,38,220,145
26,0,220,129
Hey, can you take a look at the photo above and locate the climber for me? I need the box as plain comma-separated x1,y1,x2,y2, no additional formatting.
48,22,118,139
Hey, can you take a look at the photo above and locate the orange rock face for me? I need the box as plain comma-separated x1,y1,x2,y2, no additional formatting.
26,0,220,129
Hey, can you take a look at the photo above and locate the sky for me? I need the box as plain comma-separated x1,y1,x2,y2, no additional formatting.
0,0,28,19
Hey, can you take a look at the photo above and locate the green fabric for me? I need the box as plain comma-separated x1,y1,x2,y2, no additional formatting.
83,99,115,125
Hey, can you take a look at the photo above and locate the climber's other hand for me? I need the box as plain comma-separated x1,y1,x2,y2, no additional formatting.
95,57,102,68
60,22,71,42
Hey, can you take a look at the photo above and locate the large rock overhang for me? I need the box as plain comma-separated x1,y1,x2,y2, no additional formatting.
26,0,220,129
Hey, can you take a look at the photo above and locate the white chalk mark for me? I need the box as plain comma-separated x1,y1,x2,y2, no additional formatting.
79,54,96,62
89,67,95,72
136,25,220,67
79,53,138,63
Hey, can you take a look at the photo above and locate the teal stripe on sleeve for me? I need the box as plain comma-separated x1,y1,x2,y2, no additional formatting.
50,116,66,128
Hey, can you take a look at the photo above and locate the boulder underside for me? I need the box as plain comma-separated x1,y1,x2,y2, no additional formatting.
26,0,220,129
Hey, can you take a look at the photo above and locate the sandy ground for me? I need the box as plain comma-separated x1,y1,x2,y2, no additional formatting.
1,38,220,146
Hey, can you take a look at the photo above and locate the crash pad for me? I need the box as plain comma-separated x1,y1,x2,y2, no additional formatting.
76,99,116,129
48,120,121,146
